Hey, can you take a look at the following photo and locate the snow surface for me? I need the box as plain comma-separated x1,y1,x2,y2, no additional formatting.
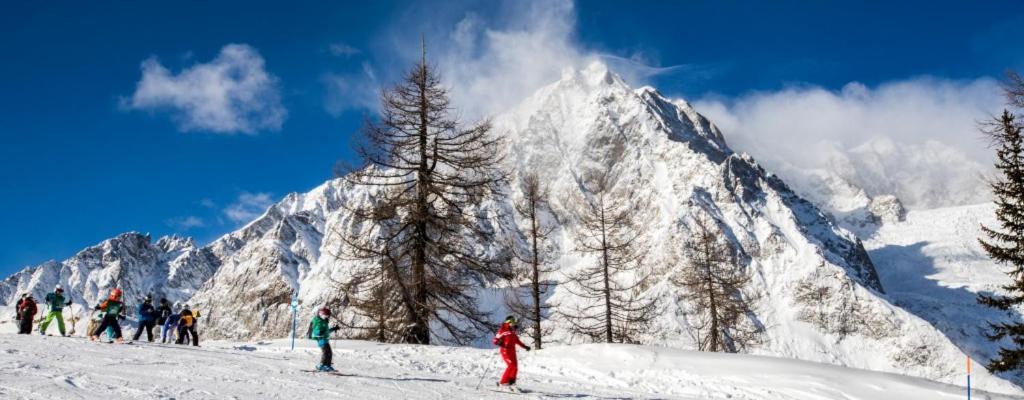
0,332,1012,400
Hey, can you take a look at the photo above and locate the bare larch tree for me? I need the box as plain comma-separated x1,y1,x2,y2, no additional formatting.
561,172,657,344
672,214,761,352
333,42,509,345
505,173,559,349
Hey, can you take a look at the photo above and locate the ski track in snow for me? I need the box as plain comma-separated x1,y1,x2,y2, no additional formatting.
0,333,1017,400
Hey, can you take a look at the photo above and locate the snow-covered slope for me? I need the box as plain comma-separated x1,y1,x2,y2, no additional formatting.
863,203,1024,384
0,333,1014,400
2,62,1020,394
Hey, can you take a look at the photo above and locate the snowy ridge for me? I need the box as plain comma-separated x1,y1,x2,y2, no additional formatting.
1,62,1020,394
0,232,218,310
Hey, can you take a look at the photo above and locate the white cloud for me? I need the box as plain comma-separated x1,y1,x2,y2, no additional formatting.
328,42,361,57
125,44,287,134
224,192,276,223
694,78,1005,208
327,0,704,120
321,0,1005,210
166,216,205,230
323,61,379,115
428,0,587,120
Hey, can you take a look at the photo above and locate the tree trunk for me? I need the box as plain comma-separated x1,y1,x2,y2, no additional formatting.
600,196,613,344
409,58,431,345
530,198,543,349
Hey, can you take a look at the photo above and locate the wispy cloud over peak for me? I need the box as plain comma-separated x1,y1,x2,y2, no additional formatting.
328,42,361,58
165,216,205,231
224,191,276,224
326,0,712,121
695,77,1004,208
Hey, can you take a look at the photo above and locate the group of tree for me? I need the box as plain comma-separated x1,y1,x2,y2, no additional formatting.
329,42,760,351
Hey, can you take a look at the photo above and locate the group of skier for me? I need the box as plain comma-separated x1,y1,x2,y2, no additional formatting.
13,286,201,346
16,287,532,391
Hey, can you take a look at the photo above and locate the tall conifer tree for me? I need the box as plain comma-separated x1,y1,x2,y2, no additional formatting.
979,71,1024,372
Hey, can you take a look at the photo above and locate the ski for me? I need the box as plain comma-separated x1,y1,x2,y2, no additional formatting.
488,388,529,395
492,383,528,394
299,369,349,376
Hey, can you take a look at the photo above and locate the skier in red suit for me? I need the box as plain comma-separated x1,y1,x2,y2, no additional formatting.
493,315,531,389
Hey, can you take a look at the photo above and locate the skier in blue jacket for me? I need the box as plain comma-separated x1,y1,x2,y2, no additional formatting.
131,295,157,342
162,313,180,343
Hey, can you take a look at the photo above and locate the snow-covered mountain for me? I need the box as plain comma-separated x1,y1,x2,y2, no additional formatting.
1,62,1019,394
0,233,218,309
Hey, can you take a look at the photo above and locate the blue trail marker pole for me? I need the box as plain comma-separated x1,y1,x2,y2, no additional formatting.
967,356,972,400
290,294,298,352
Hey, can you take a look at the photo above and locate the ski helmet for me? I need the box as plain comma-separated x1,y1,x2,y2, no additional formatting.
144,295,152,302
505,315,518,325
110,288,123,299
318,306,331,317
55,284,63,292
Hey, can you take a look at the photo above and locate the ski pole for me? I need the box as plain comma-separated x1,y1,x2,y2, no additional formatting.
475,351,497,390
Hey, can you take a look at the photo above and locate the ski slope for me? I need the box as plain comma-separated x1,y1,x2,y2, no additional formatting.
0,333,1013,400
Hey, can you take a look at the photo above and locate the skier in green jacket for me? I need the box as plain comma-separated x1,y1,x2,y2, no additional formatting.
90,288,126,343
39,285,72,336
307,306,340,372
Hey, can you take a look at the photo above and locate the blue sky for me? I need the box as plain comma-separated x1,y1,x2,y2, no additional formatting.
1,0,1022,276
